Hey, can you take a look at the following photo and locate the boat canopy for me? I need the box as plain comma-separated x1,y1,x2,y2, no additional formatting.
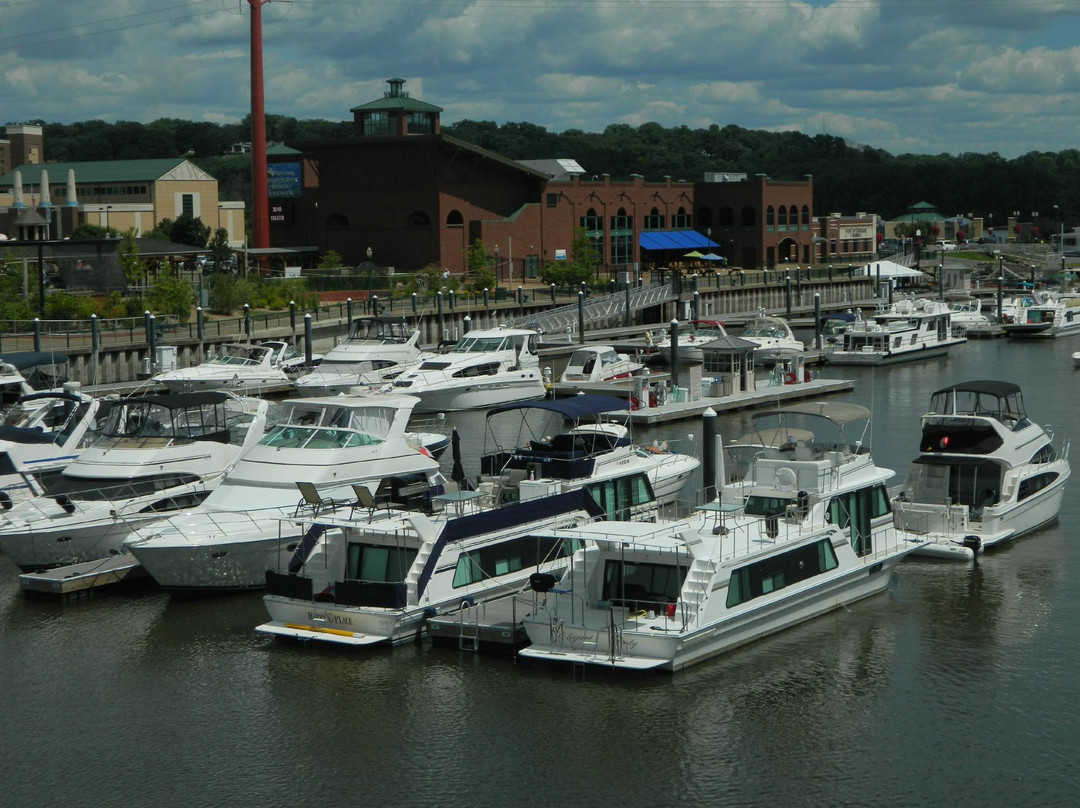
0,351,70,370
486,394,630,420
754,401,871,425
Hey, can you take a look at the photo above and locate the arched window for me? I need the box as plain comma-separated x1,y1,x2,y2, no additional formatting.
673,206,691,228
581,208,602,231
408,210,431,227
645,206,664,229
445,210,464,227
719,206,735,227
789,205,798,227
801,205,811,226
765,206,775,226
777,206,787,226
741,206,756,226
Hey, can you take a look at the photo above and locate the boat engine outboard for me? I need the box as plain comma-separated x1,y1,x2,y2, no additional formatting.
961,535,982,557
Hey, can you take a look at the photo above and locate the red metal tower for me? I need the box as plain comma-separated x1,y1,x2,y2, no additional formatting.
247,1,271,251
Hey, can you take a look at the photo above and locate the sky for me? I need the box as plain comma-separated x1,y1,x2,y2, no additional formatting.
3,0,1080,160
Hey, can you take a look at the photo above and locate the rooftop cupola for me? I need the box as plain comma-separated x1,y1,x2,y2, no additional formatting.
351,78,443,138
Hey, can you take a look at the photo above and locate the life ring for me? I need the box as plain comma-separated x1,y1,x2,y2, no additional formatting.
784,372,797,385
629,395,641,410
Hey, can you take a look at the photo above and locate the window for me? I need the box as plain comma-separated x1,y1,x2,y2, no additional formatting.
1017,472,1060,502
547,193,559,208
181,194,194,218
610,207,633,265
581,209,602,232
365,112,392,135
610,210,631,231
585,473,654,520
645,207,664,230
346,543,418,583
789,206,798,228
452,536,577,587
446,210,464,227
603,559,687,610
726,537,839,607
826,484,891,556
802,205,811,226
777,206,787,227
407,210,431,227
673,207,692,228
407,112,434,134
766,206,775,227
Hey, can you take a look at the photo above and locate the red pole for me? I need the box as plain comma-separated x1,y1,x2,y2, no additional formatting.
248,1,271,252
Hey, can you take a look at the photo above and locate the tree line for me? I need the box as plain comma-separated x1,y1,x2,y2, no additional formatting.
17,115,1080,232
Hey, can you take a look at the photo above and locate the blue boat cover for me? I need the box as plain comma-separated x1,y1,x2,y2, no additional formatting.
486,394,630,420
639,230,721,251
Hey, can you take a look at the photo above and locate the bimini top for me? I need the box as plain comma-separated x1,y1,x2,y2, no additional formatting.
931,380,1021,399
486,394,630,420
122,391,232,409
0,351,69,369
754,400,871,425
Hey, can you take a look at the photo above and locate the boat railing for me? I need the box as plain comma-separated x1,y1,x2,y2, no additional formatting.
892,498,969,535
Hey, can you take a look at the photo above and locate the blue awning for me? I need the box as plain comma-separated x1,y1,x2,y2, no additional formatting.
639,230,721,251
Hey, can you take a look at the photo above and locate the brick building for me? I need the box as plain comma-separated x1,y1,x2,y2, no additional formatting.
269,79,817,275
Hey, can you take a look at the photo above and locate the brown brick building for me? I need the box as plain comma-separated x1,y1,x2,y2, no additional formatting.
269,79,817,275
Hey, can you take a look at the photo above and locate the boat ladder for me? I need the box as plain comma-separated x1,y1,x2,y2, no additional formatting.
456,599,480,651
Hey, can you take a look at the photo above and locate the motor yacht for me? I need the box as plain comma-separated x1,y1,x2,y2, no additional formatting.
383,327,545,412
123,395,447,593
518,401,926,672
476,395,699,512
294,316,428,396
0,392,272,570
946,296,990,332
1002,295,1080,338
648,320,728,364
0,384,107,506
892,380,1071,560
153,341,319,395
558,345,644,384
255,489,605,647
0,351,69,410
825,298,966,365
739,309,804,360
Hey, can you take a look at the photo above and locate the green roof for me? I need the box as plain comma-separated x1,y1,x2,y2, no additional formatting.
0,158,203,187
267,143,301,156
350,78,442,114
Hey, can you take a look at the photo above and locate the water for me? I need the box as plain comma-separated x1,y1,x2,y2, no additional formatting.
3,336,1080,807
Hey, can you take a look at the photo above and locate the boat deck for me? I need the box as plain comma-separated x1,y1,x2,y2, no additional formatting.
427,596,533,652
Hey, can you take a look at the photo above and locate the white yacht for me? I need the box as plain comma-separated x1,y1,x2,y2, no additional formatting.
477,395,699,511
648,320,728,363
946,296,990,332
153,341,319,394
1002,295,1080,338
559,345,644,384
255,489,606,647
825,298,966,365
0,392,271,570
294,316,427,396
519,401,926,672
0,351,69,410
893,380,1071,560
740,309,804,359
384,327,545,412
123,395,447,593
0,384,106,506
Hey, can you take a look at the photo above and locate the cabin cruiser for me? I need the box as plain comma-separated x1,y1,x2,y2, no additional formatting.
0,384,107,506
559,345,644,384
892,380,1071,560
477,395,699,512
153,341,319,394
946,297,990,332
123,395,447,593
740,309,804,359
294,316,428,396
382,327,545,412
648,320,728,363
519,401,926,672
255,490,605,647
1002,295,1080,338
825,298,965,365
0,392,272,570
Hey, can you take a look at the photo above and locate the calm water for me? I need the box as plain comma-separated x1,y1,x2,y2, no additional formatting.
2,336,1079,808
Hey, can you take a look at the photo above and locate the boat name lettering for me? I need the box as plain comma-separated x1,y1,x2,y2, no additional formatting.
306,611,354,626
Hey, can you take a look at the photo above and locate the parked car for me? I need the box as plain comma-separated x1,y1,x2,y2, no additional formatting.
935,240,958,252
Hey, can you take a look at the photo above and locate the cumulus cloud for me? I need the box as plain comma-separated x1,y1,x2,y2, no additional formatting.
2,0,1079,157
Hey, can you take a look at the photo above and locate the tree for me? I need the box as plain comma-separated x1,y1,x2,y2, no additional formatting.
165,213,211,249
541,227,599,286
466,239,490,276
148,272,194,321
69,222,118,240
208,228,232,267
118,229,147,288
317,250,345,270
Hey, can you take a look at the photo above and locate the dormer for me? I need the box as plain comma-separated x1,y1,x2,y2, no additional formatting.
351,78,443,137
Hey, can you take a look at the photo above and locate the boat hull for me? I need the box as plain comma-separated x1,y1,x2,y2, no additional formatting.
825,340,964,366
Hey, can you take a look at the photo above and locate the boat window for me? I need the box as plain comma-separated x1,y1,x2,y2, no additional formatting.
0,452,15,475
602,559,687,611
826,484,891,556
1032,444,1057,464
452,535,572,587
346,543,418,583
418,361,452,371
451,337,507,353
41,472,203,500
137,490,211,514
1017,472,1059,502
452,362,502,378
258,425,382,449
744,494,794,517
726,538,839,607
585,473,655,520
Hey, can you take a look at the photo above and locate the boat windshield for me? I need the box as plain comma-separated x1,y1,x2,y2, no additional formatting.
42,472,203,500
743,321,789,338
205,347,266,367
259,425,382,449
279,403,400,437
927,389,1027,428
97,398,239,444
451,336,509,353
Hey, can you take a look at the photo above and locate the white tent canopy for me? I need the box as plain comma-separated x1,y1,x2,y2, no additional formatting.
858,259,925,278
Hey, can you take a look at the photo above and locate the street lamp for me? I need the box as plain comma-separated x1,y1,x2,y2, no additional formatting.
493,244,500,286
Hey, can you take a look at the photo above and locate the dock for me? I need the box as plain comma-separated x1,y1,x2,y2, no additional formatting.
19,554,148,600
626,378,854,424
428,595,533,652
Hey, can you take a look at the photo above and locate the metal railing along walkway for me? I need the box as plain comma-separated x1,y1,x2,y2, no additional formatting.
504,282,675,335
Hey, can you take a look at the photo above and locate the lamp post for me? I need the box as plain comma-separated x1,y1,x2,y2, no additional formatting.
366,246,373,312
493,244,500,287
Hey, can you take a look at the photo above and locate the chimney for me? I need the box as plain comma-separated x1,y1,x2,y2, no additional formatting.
66,169,78,206
12,170,25,208
38,169,51,208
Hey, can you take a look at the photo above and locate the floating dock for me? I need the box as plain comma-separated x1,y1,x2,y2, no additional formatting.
428,596,533,652
19,555,148,601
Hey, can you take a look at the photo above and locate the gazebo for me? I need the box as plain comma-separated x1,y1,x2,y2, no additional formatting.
700,335,758,396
